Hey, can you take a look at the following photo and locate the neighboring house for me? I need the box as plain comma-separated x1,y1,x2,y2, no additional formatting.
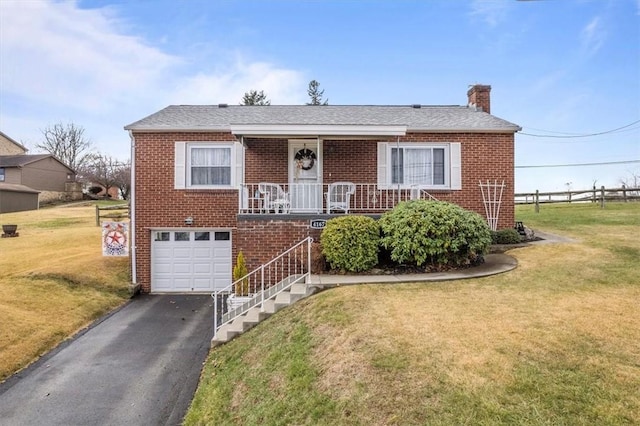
0,131,28,155
125,84,521,294
0,154,77,205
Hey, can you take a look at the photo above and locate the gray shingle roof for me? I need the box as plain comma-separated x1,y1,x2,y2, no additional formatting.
124,105,520,133
0,183,40,193
0,154,52,167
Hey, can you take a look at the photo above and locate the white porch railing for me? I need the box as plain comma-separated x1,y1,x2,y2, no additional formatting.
212,237,313,339
239,183,437,214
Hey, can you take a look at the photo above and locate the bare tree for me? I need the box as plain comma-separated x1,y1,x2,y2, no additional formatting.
37,122,95,171
83,154,122,198
620,169,640,196
113,160,131,200
241,90,271,105
306,80,328,105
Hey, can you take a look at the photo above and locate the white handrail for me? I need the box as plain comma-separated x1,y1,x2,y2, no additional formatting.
212,236,313,338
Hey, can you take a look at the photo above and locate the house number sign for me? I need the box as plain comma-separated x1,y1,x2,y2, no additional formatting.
309,219,327,229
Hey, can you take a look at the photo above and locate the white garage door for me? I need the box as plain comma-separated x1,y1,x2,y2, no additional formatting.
151,230,231,293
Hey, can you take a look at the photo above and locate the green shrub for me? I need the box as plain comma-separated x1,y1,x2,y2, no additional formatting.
379,200,491,267
321,216,380,272
491,228,523,245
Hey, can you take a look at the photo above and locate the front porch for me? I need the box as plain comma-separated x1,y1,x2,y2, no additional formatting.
238,182,437,215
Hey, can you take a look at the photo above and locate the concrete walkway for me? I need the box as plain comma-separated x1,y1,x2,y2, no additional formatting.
310,253,518,286
0,294,213,426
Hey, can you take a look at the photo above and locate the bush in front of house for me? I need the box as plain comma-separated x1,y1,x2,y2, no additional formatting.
491,228,523,245
321,215,380,272
379,200,492,267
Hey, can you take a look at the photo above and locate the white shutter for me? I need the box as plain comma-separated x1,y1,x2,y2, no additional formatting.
174,142,186,189
377,142,388,189
234,142,244,187
450,143,462,190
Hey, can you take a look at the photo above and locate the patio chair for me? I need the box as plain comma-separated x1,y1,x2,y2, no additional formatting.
258,182,290,213
325,182,356,213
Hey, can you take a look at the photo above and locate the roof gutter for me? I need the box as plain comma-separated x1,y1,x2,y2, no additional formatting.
229,124,407,137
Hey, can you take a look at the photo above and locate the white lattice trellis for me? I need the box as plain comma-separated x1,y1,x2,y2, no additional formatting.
479,180,505,231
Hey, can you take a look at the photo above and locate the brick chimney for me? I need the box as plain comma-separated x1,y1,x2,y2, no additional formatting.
467,84,491,114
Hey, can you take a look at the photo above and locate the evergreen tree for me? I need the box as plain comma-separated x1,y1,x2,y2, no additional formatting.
306,80,328,105
240,90,271,105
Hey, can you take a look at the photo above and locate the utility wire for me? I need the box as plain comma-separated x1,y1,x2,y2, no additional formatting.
519,119,640,138
516,159,640,169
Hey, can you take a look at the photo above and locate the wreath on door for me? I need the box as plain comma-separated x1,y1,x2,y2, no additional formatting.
294,148,316,170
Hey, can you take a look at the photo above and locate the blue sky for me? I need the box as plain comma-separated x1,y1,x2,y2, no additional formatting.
1,0,638,192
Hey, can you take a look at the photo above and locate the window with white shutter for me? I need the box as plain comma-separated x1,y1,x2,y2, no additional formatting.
377,142,461,190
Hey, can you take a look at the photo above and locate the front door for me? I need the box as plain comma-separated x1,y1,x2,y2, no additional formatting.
289,140,322,213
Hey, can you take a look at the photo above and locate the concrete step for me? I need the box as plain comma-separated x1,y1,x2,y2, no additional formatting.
262,298,285,314
212,324,239,345
211,278,324,348
274,290,302,308
244,306,271,323
290,282,313,296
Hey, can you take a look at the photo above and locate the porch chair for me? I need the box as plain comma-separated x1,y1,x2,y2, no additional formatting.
325,182,356,213
258,182,290,213
410,184,423,200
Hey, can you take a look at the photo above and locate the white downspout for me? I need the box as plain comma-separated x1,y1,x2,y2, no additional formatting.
128,130,137,286
317,136,321,210
396,136,400,199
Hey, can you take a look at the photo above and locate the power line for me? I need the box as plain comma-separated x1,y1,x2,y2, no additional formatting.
519,119,640,138
516,159,640,169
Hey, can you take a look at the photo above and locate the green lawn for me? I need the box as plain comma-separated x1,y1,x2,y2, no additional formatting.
184,202,640,425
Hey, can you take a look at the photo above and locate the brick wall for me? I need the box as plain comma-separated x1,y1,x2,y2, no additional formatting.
133,130,514,292
133,132,238,292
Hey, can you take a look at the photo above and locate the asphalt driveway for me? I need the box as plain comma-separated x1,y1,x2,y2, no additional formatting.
0,294,213,426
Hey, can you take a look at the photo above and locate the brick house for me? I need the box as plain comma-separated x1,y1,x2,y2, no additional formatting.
125,84,520,294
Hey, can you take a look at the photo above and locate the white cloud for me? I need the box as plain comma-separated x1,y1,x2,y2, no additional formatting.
580,16,606,56
0,0,179,113
469,0,511,27
170,58,305,105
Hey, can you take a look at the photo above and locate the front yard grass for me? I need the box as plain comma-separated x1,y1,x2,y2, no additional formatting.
185,202,640,425
0,202,131,382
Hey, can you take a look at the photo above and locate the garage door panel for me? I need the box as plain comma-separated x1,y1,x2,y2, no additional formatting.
193,247,212,258
213,263,230,274
153,278,173,291
172,277,192,290
192,278,213,291
172,247,192,258
173,262,191,274
154,247,172,258
193,263,212,274
155,264,171,274
152,229,231,293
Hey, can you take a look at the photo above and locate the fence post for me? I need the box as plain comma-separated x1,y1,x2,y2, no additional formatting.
622,184,627,202
592,185,596,203
535,189,540,213
600,186,605,209
96,205,100,227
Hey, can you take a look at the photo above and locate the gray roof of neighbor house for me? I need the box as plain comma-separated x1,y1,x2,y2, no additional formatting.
124,105,521,133
0,154,75,172
0,183,40,193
